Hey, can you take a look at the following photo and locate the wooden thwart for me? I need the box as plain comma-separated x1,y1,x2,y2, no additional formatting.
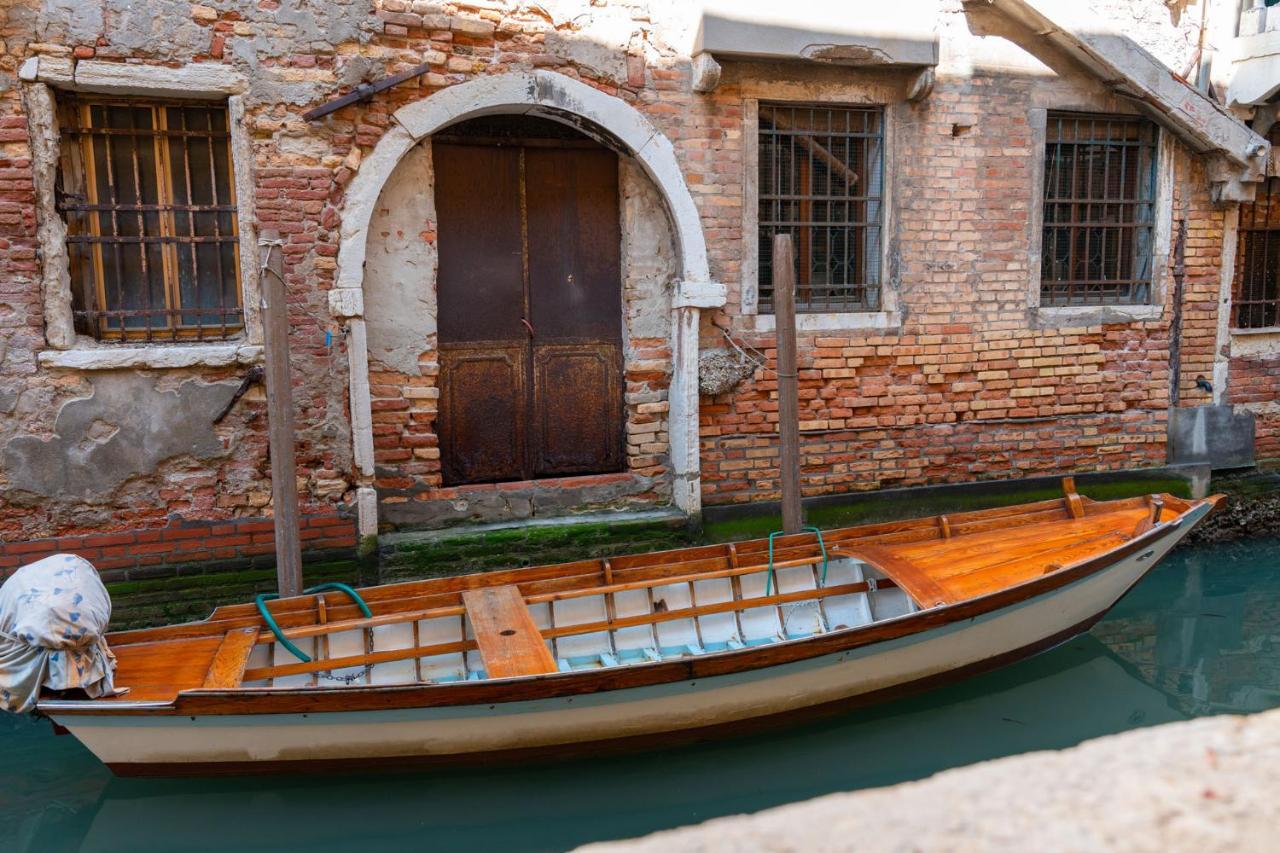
202,628,260,689
462,585,558,679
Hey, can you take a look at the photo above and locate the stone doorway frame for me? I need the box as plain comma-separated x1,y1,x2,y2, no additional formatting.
332,71,725,538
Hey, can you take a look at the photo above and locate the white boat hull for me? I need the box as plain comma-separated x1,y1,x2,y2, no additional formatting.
48,506,1202,773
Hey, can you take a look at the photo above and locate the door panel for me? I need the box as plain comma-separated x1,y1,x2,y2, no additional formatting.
434,144,524,344
531,343,624,477
525,148,622,343
438,345,527,485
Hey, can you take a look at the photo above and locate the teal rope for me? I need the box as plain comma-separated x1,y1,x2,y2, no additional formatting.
255,582,375,664
765,526,829,595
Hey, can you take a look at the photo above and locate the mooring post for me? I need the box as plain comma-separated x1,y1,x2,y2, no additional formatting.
773,233,803,535
259,231,303,598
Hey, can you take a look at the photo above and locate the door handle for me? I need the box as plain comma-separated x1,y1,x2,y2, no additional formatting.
520,318,535,338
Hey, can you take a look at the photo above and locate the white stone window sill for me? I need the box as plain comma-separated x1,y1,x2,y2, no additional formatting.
38,342,264,371
1229,326,1280,337
747,311,899,333
1035,304,1163,325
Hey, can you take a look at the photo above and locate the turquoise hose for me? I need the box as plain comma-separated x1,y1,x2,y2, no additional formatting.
255,582,374,664
765,526,829,595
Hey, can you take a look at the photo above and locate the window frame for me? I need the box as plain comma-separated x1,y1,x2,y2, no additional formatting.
741,98,898,333
1232,175,1280,332
23,62,261,368
1028,107,1172,326
1039,110,1159,307
59,97,245,343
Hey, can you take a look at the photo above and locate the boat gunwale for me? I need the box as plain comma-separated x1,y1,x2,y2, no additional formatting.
101,495,1126,648
40,497,1207,718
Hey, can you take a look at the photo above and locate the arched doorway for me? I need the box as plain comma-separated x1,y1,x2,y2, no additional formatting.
335,70,726,537
434,115,624,485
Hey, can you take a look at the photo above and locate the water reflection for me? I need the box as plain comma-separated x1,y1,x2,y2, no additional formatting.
4,537,1279,852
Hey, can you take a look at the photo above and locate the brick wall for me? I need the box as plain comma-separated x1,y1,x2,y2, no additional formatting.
694,63,1225,506
1230,357,1280,461
0,0,1271,555
0,513,357,583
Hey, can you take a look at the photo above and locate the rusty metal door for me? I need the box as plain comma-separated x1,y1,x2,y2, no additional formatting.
435,139,622,486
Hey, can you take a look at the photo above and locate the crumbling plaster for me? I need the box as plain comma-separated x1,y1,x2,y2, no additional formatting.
1,373,238,503
365,143,438,376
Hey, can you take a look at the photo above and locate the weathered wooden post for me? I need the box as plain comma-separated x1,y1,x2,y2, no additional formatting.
773,233,803,535
259,232,303,597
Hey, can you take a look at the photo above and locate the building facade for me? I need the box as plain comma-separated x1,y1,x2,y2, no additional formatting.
0,0,1276,576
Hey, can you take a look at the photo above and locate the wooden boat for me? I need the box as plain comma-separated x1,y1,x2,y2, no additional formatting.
39,482,1219,776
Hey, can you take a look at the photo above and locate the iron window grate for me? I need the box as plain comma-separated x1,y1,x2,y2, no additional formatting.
758,103,884,313
1235,174,1280,330
1041,112,1158,307
57,98,243,342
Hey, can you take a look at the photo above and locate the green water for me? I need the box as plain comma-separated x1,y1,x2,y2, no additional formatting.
3,537,1279,853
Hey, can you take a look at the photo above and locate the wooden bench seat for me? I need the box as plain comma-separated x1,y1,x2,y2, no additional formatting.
462,585,558,678
834,508,1147,607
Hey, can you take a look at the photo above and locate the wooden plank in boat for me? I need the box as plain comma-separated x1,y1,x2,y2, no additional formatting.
202,628,261,689
462,585,557,678
831,545,953,607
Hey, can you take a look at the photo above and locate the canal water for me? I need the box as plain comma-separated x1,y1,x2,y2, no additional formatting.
3,537,1278,852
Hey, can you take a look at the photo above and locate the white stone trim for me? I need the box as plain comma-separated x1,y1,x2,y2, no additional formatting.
21,57,246,98
1214,205,1239,405
38,343,263,371
747,311,900,333
1229,329,1280,358
334,71,722,532
675,280,728,309
23,82,75,349
337,71,716,292
739,96,897,325
23,70,260,356
328,288,365,319
1035,305,1164,325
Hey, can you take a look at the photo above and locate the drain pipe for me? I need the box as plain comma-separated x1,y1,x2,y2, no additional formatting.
1167,218,1188,463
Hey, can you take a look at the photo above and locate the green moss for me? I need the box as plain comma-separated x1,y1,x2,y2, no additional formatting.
702,475,1195,543
381,517,692,580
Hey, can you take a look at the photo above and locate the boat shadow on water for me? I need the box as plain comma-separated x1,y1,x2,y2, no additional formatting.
8,537,1280,853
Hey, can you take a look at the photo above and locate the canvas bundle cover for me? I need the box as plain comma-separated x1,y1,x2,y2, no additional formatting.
0,554,116,712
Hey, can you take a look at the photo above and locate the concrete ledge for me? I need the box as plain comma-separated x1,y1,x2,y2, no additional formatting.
38,343,263,371
585,708,1280,851
747,310,899,333
702,464,1210,541
1034,303,1163,327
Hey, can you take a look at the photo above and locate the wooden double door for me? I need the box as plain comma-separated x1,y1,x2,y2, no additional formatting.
434,139,624,486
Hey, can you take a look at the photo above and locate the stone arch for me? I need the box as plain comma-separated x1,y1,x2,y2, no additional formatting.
337,71,711,290
332,71,724,536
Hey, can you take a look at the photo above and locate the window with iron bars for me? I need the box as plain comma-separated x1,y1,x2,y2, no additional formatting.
758,103,883,313
1234,175,1280,330
1041,112,1158,306
56,98,242,342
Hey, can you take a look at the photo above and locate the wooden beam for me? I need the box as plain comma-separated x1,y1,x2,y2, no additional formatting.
202,628,261,689
759,107,860,189
259,233,303,598
773,233,803,535
302,62,432,122
461,586,558,678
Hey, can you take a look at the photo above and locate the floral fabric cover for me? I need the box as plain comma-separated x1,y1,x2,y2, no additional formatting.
0,554,116,712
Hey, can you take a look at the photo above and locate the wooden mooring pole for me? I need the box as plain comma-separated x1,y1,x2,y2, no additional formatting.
773,233,803,535
259,233,303,597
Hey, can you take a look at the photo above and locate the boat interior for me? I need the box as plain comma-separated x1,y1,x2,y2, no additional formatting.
94,483,1197,703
